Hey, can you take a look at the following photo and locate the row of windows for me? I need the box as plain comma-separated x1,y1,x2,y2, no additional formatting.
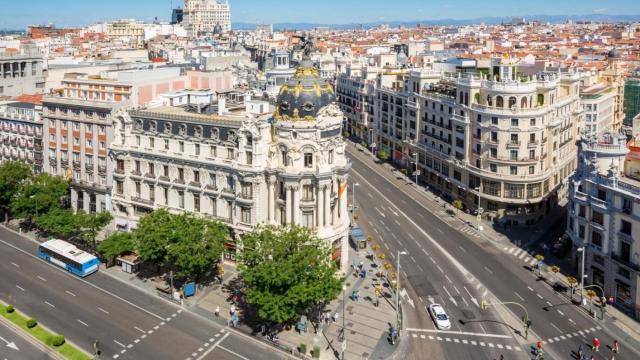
133,136,247,162
57,136,106,149
46,108,109,120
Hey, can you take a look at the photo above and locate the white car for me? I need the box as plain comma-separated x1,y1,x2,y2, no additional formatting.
428,304,451,330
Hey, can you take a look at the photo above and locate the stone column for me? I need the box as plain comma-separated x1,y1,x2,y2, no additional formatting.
268,179,275,223
293,185,300,225
285,186,292,226
325,185,330,227
317,184,324,229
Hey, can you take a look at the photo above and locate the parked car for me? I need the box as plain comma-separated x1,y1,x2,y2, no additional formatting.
428,304,451,330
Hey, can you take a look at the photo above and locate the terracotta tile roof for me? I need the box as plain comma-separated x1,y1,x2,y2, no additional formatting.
12,94,43,105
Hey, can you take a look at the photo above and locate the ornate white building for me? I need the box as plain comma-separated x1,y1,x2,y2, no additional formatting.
109,60,350,270
183,0,231,38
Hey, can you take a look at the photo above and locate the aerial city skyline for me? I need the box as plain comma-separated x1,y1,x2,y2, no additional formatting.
0,1,640,360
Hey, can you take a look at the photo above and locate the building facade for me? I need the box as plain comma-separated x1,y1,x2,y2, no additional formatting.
374,58,582,225
43,96,123,213
183,0,231,38
580,85,616,137
336,64,377,141
109,60,350,270
567,133,640,319
0,47,46,98
0,102,44,172
624,77,640,127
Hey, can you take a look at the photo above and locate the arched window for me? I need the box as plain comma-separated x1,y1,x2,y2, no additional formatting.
537,94,544,106
487,95,493,106
521,97,528,109
508,97,517,108
496,96,504,108
474,93,480,104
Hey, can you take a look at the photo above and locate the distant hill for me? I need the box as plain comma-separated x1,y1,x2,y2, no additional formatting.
233,14,640,31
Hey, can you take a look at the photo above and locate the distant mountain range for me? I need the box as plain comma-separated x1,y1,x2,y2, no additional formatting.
233,14,640,31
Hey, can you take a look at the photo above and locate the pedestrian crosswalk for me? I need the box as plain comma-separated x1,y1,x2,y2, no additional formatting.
503,246,538,267
457,225,481,238
406,331,521,352
541,326,601,345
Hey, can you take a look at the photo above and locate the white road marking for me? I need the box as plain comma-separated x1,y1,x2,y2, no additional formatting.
37,275,46,282
113,355,119,359
98,307,109,314
569,318,576,324
550,323,562,333
470,340,477,345
195,333,230,360
483,266,493,274
497,344,503,349
65,290,76,297
479,342,486,347
557,310,565,316
410,256,417,263
44,301,55,308
114,340,126,348
134,339,140,344
507,248,515,254
527,286,534,292
478,324,487,334
367,192,373,198
462,339,468,344
536,293,543,299
546,301,553,307
518,252,527,260
219,346,250,360
528,258,538,266
437,265,444,273
452,285,461,295
417,264,424,272
444,275,452,283
514,292,525,301
0,238,167,321
15,285,24,292
408,233,415,240
10,262,19,268
420,335,426,339
454,338,460,343
77,319,89,327
134,326,146,334
513,249,522,257
154,325,160,330
458,246,467,253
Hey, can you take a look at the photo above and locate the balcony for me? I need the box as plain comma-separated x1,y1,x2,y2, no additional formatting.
114,168,125,175
612,253,640,272
61,159,69,166
506,141,521,148
98,165,107,174
528,141,539,148
85,163,94,172
72,160,81,169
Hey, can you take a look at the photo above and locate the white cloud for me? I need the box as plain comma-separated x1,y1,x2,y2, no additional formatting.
592,8,609,13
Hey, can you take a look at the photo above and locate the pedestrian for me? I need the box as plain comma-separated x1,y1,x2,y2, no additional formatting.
581,354,588,360
593,337,600,351
214,306,220,317
359,261,364,270
578,344,583,358
612,339,619,353
333,312,339,323
230,304,236,315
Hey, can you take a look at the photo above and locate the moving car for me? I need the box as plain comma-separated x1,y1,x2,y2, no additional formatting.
428,304,451,330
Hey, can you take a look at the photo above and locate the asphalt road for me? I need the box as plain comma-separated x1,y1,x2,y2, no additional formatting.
0,320,55,360
347,144,640,360
0,227,290,360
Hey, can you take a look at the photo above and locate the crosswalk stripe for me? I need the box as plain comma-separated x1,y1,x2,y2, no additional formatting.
553,337,560,341
479,342,486,347
428,336,434,340
470,341,477,345
514,249,522,257
589,327,596,332
578,330,585,335
488,343,495,348
559,335,566,340
506,345,512,350
420,335,426,339
412,334,418,338
518,252,527,259
528,258,537,266
462,340,468,344
508,247,516,254
497,344,504,349
547,338,554,343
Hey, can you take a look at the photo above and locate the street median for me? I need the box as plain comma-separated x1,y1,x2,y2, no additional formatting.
0,300,91,360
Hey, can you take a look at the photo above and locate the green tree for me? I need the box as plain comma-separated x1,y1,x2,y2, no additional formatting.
76,211,113,249
98,232,135,265
11,174,68,221
36,208,78,238
452,199,464,214
166,214,227,281
0,161,32,221
377,149,390,162
238,225,344,325
134,209,175,266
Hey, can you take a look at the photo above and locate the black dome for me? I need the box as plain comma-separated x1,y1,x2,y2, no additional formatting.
608,48,621,59
274,59,335,121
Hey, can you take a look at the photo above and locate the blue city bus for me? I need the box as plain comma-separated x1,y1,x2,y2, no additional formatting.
38,239,99,277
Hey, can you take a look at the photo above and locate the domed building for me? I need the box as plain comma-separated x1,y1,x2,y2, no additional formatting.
109,55,351,272
267,57,351,271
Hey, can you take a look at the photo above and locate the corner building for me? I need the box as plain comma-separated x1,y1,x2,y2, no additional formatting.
110,60,350,271
376,58,582,226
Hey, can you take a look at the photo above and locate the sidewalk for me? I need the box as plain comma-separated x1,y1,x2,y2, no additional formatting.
193,245,398,360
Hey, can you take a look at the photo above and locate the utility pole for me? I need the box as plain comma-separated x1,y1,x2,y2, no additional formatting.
396,251,407,329
351,182,359,214
475,186,483,231
413,153,419,185
577,246,586,304
481,300,530,339
341,285,346,360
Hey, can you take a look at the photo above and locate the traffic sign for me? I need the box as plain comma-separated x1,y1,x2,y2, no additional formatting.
371,142,377,148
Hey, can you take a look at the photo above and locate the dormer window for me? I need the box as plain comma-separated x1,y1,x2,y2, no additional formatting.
135,120,143,130
195,126,203,138
211,128,219,140
302,102,315,113
150,121,157,132
179,124,187,136
164,122,172,134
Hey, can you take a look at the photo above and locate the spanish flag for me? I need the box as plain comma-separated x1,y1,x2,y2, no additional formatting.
338,180,348,200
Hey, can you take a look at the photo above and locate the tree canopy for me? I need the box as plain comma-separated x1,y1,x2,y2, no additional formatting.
98,232,135,262
0,161,32,211
134,209,228,281
237,225,343,325
11,173,69,220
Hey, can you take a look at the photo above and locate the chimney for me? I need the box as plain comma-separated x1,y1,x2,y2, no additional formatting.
218,96,226,116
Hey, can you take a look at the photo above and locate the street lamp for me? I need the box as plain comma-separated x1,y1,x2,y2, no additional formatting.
395,250,408,329
474,186,483,231
577,246,587,304
369,128,375,155
412,153,419,185
351,182,360,214
341,284,347,360
30,194,38,218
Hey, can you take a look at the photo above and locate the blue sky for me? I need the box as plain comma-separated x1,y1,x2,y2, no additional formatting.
1,0,639,29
